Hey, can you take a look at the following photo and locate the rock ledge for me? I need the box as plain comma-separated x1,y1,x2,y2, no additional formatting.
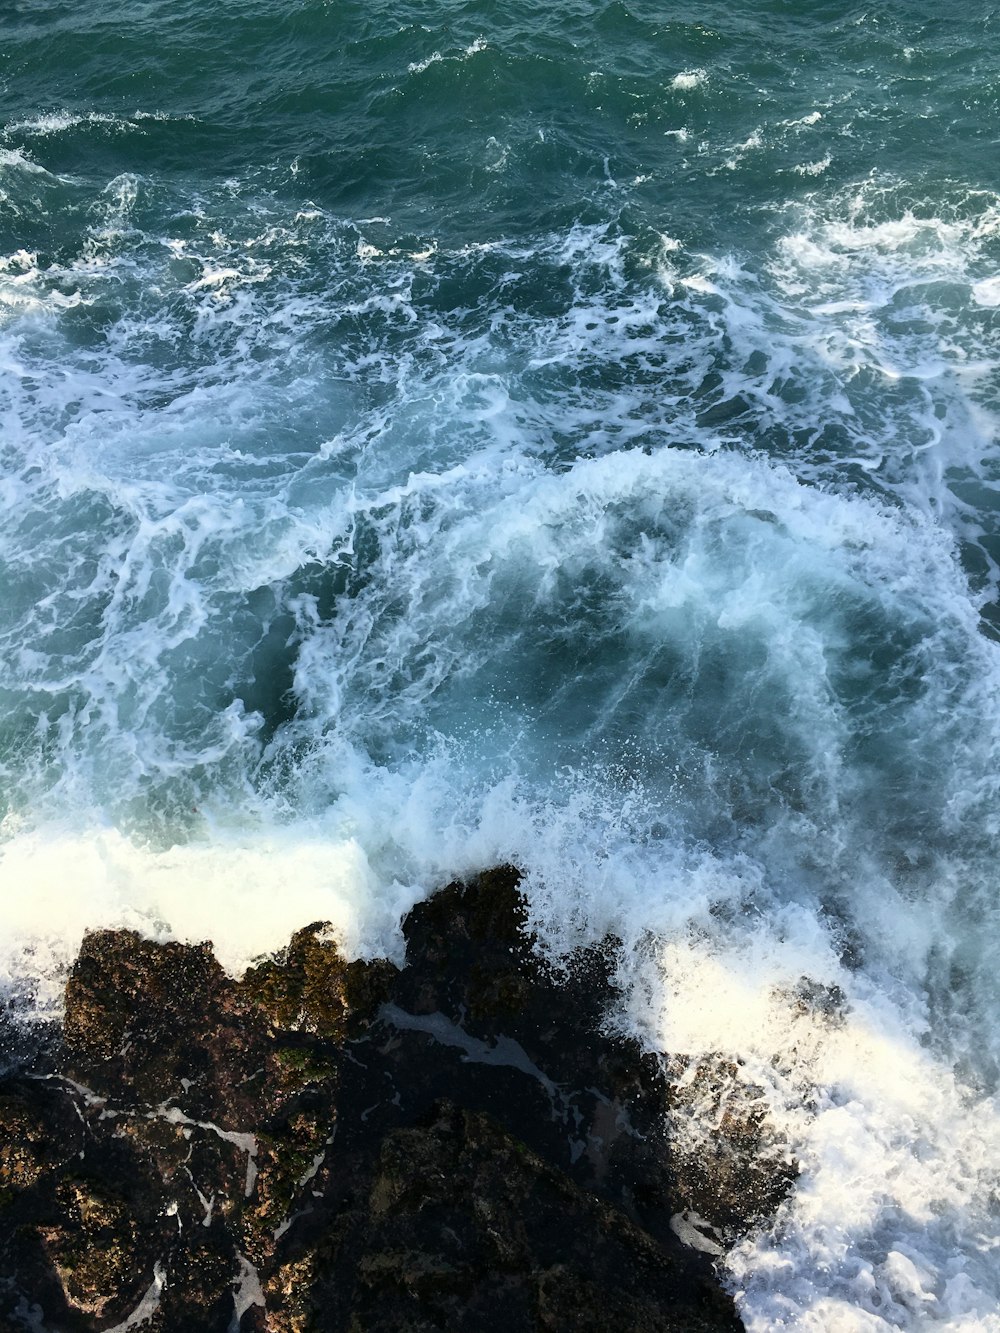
0,867,793,1331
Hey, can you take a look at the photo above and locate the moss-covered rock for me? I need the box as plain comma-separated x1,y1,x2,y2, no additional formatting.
40,1180,147,1319
0,1094,52,1197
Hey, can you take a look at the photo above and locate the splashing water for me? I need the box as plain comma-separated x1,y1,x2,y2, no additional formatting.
2,1,1000,1327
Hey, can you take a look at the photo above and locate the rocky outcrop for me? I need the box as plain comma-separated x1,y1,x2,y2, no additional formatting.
0,867,793,1331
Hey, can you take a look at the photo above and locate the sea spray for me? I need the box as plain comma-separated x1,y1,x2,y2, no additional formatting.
3,1,1000,1326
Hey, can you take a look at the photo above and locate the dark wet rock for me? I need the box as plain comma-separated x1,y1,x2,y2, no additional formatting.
309,1100,738,1333
664,1055,796,1243
0,866,792,1331
0,995,56,1080
63,931,265,1123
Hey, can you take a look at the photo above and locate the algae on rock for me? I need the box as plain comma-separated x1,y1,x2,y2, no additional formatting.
0,866,793,1332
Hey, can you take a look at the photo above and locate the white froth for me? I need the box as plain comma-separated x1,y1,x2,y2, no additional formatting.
0,825,394,1002
4,110,192,137
7,111,119,135
2,171,1000,1333
654,933,1000,1330
792,155,832,177
407,36,486,75
971,276,1000,307
671,69,707,91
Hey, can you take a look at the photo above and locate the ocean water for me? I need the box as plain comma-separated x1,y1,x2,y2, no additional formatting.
2,0,1000,1326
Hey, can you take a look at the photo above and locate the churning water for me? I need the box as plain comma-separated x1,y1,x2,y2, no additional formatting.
2,1,1000,1326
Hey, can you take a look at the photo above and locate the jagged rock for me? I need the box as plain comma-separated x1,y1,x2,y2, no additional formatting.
241,923,395,1043
0,866,792,1331
41,1180,148,1319
0,1094,52,1199
63,931,264,1123
309,1100,738,1333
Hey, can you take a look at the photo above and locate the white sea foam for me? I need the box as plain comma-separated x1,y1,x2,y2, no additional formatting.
0,147,51,175
671,69,707,91
724,129,764,169
3,109,193,138
407,51,444,74
407,36,486,75
0,823,412,1013
792,155,831,177
971,275,1000,306
783,111,824,130
2,174,1000,1330
6,111,121,135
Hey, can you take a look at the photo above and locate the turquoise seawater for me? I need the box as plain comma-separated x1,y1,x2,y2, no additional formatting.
2,2,1000,1328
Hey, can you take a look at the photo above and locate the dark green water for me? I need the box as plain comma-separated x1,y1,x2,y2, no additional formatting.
2,3,1000,1327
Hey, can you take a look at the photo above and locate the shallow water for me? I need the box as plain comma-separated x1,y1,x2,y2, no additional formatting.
2,2,1000,1327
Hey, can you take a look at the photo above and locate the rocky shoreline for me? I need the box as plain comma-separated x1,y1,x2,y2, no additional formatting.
0,867,794,1331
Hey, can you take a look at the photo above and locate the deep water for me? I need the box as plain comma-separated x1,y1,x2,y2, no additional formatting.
2,1,1000,1327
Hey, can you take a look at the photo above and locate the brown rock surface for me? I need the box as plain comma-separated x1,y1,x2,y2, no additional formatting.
0,866,792,1331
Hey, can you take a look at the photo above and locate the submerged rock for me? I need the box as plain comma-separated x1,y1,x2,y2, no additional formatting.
0,867,791,1331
